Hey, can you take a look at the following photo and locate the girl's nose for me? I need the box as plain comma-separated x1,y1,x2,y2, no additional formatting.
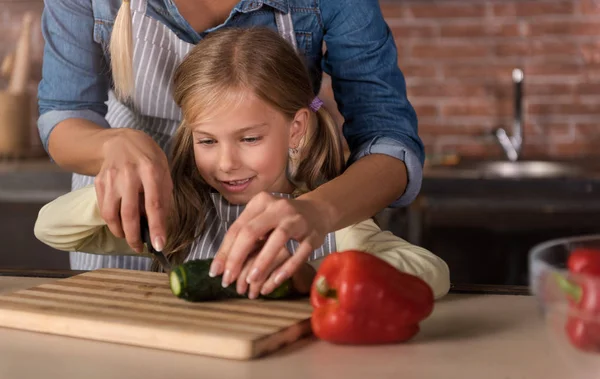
219,146,241,173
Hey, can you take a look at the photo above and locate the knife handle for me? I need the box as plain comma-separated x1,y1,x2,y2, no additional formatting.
139,216,172,273
140,216,154,251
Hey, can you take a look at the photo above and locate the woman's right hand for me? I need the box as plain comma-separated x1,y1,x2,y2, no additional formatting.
94,128,172,253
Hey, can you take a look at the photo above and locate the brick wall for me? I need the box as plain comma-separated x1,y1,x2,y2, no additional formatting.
321,0,600,160
2,0,599,160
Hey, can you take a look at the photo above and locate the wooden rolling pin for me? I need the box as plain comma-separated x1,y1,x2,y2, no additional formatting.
0,12,34,157
1,51,14,79
8,12,33,94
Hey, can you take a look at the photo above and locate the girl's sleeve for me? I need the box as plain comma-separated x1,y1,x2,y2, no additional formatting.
34,185,148,257
309,219,450,299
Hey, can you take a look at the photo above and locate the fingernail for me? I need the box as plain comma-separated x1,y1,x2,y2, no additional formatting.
260,285,271,296
237,282,246,295
153,237,165,252
274,271,287,285
246,268,259,284
248,291,257,300
222,269,231,288
209,261,222,278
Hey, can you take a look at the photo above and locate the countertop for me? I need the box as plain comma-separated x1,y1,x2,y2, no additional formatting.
0,275,574,379
421,157,600,211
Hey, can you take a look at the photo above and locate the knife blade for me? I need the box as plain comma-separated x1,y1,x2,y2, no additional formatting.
140,215,171,272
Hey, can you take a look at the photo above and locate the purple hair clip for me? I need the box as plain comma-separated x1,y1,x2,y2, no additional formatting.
309,97,324,112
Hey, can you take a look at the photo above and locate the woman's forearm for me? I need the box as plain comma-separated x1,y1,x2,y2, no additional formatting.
299,154,409,232
47,119,124,176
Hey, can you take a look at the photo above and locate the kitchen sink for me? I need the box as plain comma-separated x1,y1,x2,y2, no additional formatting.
424,158,597,180
474,161,583,179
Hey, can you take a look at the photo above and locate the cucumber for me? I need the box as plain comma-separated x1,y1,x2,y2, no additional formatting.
169,259,293,301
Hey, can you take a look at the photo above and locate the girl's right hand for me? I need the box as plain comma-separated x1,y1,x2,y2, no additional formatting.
94,128,172,253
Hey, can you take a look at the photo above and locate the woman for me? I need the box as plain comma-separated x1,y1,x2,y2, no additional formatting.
37,0,424,291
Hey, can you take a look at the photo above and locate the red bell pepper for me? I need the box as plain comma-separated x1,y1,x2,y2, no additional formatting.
310,250,434,344
557,247,600,353
568,248,600,276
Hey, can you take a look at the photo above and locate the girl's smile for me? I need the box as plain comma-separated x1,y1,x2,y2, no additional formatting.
219,177,255,193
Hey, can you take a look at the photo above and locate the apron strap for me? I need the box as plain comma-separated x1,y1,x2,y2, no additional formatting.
274,11,298,52
130,0,147,14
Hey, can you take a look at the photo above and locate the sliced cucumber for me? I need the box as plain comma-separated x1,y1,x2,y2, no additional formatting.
169,259,294,301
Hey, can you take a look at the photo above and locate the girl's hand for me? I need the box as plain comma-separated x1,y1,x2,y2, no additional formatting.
95,128,172,253
210,192,331,292
236,248,316,299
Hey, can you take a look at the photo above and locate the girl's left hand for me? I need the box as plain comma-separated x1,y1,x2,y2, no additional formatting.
209,192,331,294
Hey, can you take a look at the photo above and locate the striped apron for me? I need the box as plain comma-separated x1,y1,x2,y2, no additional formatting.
69,0,335,270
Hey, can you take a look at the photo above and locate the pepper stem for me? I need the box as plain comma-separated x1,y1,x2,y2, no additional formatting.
315,276,337,299
553,272,582,304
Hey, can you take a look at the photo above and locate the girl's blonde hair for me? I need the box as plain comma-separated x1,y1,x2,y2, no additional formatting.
110,0,134,101
151,27,345,270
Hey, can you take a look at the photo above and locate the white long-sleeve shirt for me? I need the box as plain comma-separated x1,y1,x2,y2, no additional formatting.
34,185,450,299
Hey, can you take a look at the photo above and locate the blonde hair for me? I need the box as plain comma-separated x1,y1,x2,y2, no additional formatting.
153,27,345,269
110,0,134,101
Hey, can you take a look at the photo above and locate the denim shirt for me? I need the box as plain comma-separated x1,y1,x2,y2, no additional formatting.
37,0,424,207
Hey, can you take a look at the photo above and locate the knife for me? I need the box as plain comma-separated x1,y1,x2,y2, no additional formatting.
140,216,172,272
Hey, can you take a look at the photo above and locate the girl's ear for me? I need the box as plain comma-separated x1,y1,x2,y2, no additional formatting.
289,107,310,149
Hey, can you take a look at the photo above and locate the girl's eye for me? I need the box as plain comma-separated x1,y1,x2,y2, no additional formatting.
197,139,215,145
242,136,262,143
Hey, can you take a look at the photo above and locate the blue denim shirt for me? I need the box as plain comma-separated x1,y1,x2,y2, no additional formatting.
37,0,424,207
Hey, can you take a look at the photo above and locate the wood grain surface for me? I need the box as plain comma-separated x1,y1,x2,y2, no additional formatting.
0,268,314,359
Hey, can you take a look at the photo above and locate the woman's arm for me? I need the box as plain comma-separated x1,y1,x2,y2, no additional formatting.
38,1,172,253
320,0,425,208
38,0,111,172
299,154,407,232
34,185,146,256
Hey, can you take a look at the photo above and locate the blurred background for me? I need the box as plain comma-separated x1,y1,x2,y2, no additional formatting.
1,0,600,286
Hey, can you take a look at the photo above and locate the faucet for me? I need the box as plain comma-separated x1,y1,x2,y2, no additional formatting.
494,68,524,162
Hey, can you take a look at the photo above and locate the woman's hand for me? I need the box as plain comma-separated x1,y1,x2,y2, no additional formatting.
235,247,317,299
94,128,172,253
210,192,332,292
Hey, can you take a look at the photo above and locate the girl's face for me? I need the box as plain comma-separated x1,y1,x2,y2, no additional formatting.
190,91,307,205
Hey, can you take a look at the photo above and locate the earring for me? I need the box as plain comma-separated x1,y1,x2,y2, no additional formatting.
289,147,299,156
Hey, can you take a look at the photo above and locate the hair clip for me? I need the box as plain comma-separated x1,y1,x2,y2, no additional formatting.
309,97,324,112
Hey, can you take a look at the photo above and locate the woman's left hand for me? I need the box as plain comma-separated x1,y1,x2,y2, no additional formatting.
209,192,331,294
236,248,316,299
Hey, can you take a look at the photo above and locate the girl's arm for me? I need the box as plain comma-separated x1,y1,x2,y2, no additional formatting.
34,185,147,257
311,219,451,300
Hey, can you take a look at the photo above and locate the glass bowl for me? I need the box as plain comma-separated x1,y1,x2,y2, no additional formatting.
529,234,600,379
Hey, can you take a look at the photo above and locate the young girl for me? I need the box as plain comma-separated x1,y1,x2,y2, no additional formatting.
34,28,450,300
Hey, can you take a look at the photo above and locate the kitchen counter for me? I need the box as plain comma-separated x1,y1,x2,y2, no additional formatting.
0,159,71,203
0,275,573,379
421,157,600,211
3,156,600,205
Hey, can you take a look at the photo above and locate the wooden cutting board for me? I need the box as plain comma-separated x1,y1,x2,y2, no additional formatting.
0,268,314,360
